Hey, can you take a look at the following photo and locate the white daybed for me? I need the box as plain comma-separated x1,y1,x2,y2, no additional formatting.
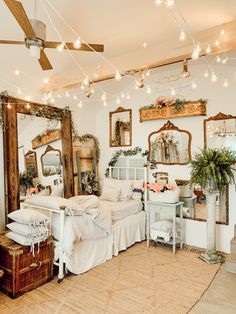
22,165,147,282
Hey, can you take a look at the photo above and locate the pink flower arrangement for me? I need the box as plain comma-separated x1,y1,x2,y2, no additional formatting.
144,182,175,193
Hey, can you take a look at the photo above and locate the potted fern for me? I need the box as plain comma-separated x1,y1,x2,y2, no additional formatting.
190,148,236,264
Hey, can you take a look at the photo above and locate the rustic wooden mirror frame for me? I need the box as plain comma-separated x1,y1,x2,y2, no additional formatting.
148,120,192,165
25,150,38,178
2,96,74,221
109,107,132,147
41,145,62,177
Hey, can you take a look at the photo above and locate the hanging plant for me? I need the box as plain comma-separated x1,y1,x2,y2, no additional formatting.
0,90,10,129
73,133,100,162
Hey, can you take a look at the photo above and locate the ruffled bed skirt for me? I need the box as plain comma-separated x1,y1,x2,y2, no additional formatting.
62,211,146,274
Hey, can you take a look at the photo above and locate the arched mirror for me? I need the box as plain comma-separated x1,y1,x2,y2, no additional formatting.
109,107,132,147
148,121,192,165
41,145,62,177
25,150,38,178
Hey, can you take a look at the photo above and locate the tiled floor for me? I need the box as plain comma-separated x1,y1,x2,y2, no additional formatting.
0,242,220,314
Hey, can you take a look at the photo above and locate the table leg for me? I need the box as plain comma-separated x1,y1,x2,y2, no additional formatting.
173,211,176,254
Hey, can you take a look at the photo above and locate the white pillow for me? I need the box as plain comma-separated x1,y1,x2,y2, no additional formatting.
69,195,98,210
150,220,173,232
100,186,121,202
51,184,64,197
103,178,133,201
25,196,76,211
6,231,47,246
8,208,49,225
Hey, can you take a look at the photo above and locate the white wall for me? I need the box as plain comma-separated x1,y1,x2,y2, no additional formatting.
88,60,236,253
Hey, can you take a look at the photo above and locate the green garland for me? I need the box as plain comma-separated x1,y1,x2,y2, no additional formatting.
139,98,207,112
73,133,100,162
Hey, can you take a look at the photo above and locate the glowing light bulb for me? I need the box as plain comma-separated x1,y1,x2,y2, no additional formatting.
57,94,62,98
43,78,49,84
65,91,70,97
165,0,175,9
14,69,20,76
7,103,12,109
211,72,218,82
154,0,163,7
223,78,229,87
83,76,89,86
145,70,150,77
24,96,31,101
179,29,186,41
206,45,211,54
204,71,209,78
215,39,220,47
121,92,125,98
116,97,120,105
57,42,64,52
73,95,77,100
51,98,55,104
115,69,122,81
171,88,175,95
126,93,130,100
78,101,83,108
17,88,22,95
191,81,197,89
26,103,31,109
216,55,221,63
101,92,106,101
191,44,200,60
73,36,81,49
222,58,228,64
220,29,225,36
103,101,108,107
146,85,152,94
143,42,147,48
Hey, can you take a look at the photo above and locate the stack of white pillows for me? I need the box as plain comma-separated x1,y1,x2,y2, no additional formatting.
6,208,49,255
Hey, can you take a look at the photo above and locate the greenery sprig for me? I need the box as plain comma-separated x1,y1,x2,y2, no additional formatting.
73,133,100,162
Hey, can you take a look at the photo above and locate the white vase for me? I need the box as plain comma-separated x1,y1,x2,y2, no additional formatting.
148,188,180,203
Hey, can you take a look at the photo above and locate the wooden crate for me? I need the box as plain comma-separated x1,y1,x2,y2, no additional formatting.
0,234,54,298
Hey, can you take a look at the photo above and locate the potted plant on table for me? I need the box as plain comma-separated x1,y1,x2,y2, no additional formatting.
190,148,236,264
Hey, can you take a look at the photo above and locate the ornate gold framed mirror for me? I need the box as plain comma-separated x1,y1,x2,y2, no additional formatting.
148,121,192,165
41,145,62,177
109,107,132,147
204,112,236,154
25,150,38,178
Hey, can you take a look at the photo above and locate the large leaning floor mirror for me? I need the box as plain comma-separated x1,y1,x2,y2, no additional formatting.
3,96,74,222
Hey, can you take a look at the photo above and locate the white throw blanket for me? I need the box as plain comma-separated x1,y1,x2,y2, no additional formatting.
62,196,112,257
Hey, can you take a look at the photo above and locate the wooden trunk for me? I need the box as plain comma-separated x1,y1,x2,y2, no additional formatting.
0,234,54,298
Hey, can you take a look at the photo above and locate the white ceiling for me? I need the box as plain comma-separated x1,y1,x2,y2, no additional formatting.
0,0,236,99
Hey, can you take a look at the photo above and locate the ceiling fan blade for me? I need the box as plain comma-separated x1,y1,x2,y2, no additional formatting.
4,0,36,38
0,39,25,45
38,50,53,71
45,41,104,52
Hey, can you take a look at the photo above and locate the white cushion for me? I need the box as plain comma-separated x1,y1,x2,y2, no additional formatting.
8,208,49,225
150,220,173,232
100,186,121,202
6,222,45,236
6,231,47,246
25,196,76,211
69,195,98,210
103,178,133,201
51,184,64,197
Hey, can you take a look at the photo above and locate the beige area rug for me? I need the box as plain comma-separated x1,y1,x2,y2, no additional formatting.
0,242,220,314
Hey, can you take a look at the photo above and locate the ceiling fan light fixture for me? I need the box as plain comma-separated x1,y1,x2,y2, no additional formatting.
29,44,41,59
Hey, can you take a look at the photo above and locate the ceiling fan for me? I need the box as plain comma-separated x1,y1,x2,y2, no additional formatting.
0,0,104,71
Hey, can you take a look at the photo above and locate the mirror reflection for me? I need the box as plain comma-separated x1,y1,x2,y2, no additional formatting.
148,121,191,165
41,146,62,176
25,150,38,178
204,113,236,153
110,107,132,147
